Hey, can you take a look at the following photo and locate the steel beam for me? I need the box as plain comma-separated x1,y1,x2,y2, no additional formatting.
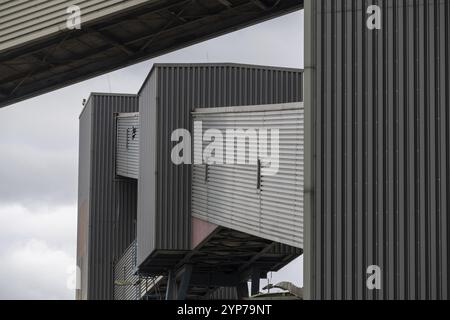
165,270,176,300
176,265,193,300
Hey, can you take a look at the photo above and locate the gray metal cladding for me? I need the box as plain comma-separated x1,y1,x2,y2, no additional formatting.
0,0,155,51
137,63,303,268
191,103,303,249
77,100,92,301
116,113,140,179
77,93,139,300
208,287,238,300
137,72,157,267
304,0,450,299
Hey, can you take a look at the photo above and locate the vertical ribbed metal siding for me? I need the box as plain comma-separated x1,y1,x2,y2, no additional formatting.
116,113,140,179
191,103,303,248
77,101,92,301
305,0,450,299
208,287,238,300
78,94,139,300
137,74,157,267
137,64,304,266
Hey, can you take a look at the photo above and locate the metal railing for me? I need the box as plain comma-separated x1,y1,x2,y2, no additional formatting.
114,240,161,300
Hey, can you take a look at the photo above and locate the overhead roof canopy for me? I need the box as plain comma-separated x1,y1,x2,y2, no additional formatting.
0,0,303,108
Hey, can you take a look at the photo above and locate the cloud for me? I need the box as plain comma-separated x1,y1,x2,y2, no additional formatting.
0,146,77,207
0,205,76,300
0,204,76,252
269,256,303,287
0,239,75,300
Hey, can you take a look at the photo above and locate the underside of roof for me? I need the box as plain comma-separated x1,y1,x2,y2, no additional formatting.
138,226,302,300
138,226,301,277
0,0,303,108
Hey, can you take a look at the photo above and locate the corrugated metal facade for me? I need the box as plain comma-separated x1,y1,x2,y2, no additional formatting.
137,71,158,267
116,113,140,179
192,103,303,249
77,93,139,300
137,63,303,268
304,0,450,299
77,97,92,301
208,287,238,300
0,0,155,52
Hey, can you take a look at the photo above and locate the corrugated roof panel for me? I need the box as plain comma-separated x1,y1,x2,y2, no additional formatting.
0,0,155,51
0,1,303,108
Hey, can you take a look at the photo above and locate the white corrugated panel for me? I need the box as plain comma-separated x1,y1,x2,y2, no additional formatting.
192,103,303,248
0,0,156,52
116,113,139,179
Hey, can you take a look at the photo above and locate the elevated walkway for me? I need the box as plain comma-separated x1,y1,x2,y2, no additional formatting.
115,226,301,300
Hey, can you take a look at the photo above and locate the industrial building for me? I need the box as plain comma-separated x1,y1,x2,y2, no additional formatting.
2,0,450,300
77,63,304,300
77,93,139,300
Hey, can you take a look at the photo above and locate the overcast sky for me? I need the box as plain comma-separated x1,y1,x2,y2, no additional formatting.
0,10,303,300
